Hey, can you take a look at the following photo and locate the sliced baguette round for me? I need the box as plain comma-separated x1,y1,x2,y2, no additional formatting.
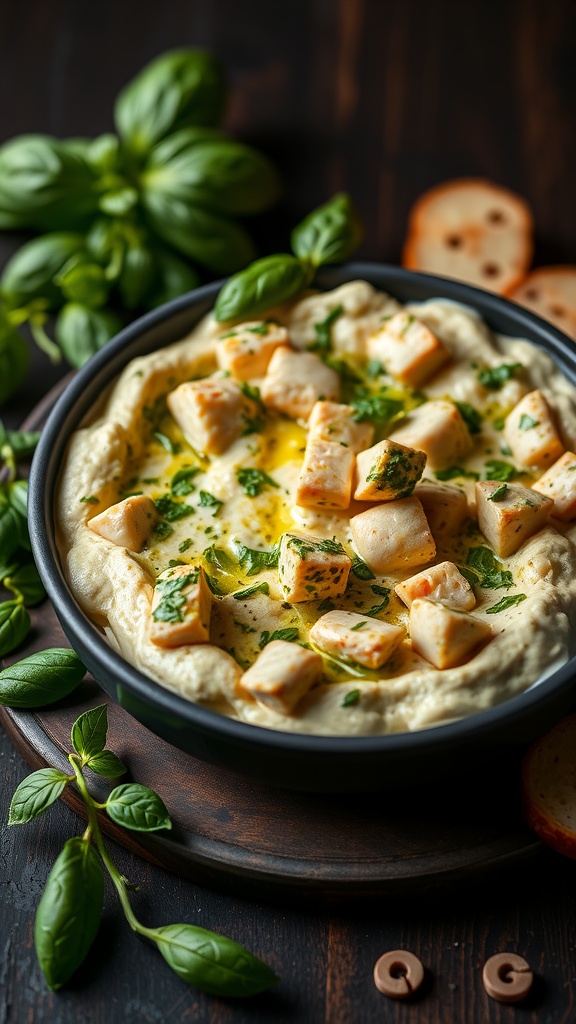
507,266,576,341
402,178,533,295
521,713,576,858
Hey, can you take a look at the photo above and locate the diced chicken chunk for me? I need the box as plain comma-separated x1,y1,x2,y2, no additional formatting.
308,401,374,453
310,610,405,669
261,347,340,420
533,451,576,520
278,532,351,602
296,439,355,509
414,478,469,536
239,640,323,714
149,565,212,648
475,481,553,557
87,494,158,552
503,390,564,469
216,320,288,380
390,401,473,471
410,598,492,669
167,378,254,455
350,497,436,574
395,561,476,611
354,440,426,501
367,311,449,386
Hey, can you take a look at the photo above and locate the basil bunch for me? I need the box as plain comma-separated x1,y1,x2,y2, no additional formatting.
0,424,47,657
8,703,278,996
215,192,362,321
0,49,280,391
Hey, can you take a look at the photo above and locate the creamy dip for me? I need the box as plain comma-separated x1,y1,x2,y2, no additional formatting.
55,281,576,735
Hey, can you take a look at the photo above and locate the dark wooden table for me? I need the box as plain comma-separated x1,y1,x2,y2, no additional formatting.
2,2,576,1021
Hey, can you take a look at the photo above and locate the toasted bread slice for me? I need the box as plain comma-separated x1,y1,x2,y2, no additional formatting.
507,266,576,341
521,714,576,858
402,178,533,294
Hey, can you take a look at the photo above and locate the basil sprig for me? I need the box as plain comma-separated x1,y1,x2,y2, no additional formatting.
7,702,278,996
215,192,362,322
0,48,281,396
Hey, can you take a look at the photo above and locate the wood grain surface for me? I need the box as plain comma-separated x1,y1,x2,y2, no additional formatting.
2,1,576,1022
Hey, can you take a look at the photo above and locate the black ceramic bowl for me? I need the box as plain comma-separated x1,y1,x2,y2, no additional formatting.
29,263,576,792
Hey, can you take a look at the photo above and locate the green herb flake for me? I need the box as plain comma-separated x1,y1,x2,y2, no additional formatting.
170,467,200,496
351,390,404,425
371,584,391,597
519,414,539,431
152,431,176,453
435,466,480,481
154,494,196,522
350,621,367,632
466,547,513,590
366,359,384,378
232,581,270,601
152,521,174,541
198,490,223,516
247,323,269,336
488,483,509,501
152,569,200,623
79,495,99,504
239,381,265,407
484,459,519,482
311,305,343,352
342,688,361,708
235,543,279,576
351,557,375,580
236,468,279,497
178,538,193,553
477,363,522,390
486,593,527,614
317,598,335,612
454,401,482,435
364,601,389,616
258,627,300,649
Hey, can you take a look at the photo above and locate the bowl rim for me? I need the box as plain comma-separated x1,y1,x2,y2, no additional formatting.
28,261,576,756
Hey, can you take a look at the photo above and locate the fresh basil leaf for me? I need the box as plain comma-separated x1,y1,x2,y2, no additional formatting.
153,923,278,997
8,767,69,825
118,241,155,310
0,135,98,231
152,568,200,623
290,192,362,266
342,689,361,708
34,837,104,991
236,468,278,497
258,627,299,649
457,565,480,590
198,490,222,516
0,648,86,708
143,137,280,217
215,254,308,323
0,309,29,404
4,560,46,606
0,232,85,309
0,501,25,562
0,600,30,656
146,245,200,310
143,193,256,274
106,783,171,832
55,303,122,368
114,50,226,154
57,260,110,309
466,547,513,590
86,750,127,779
71,704,108,760
0,424,40,461
485,593,527,614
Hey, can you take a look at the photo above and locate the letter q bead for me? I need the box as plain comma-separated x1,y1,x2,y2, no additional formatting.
373,950,425,999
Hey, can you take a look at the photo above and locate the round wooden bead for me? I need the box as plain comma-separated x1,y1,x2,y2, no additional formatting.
482,953,533,1003
373,950,425,999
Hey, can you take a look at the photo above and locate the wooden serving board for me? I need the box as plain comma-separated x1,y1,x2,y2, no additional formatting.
0,383,543,903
